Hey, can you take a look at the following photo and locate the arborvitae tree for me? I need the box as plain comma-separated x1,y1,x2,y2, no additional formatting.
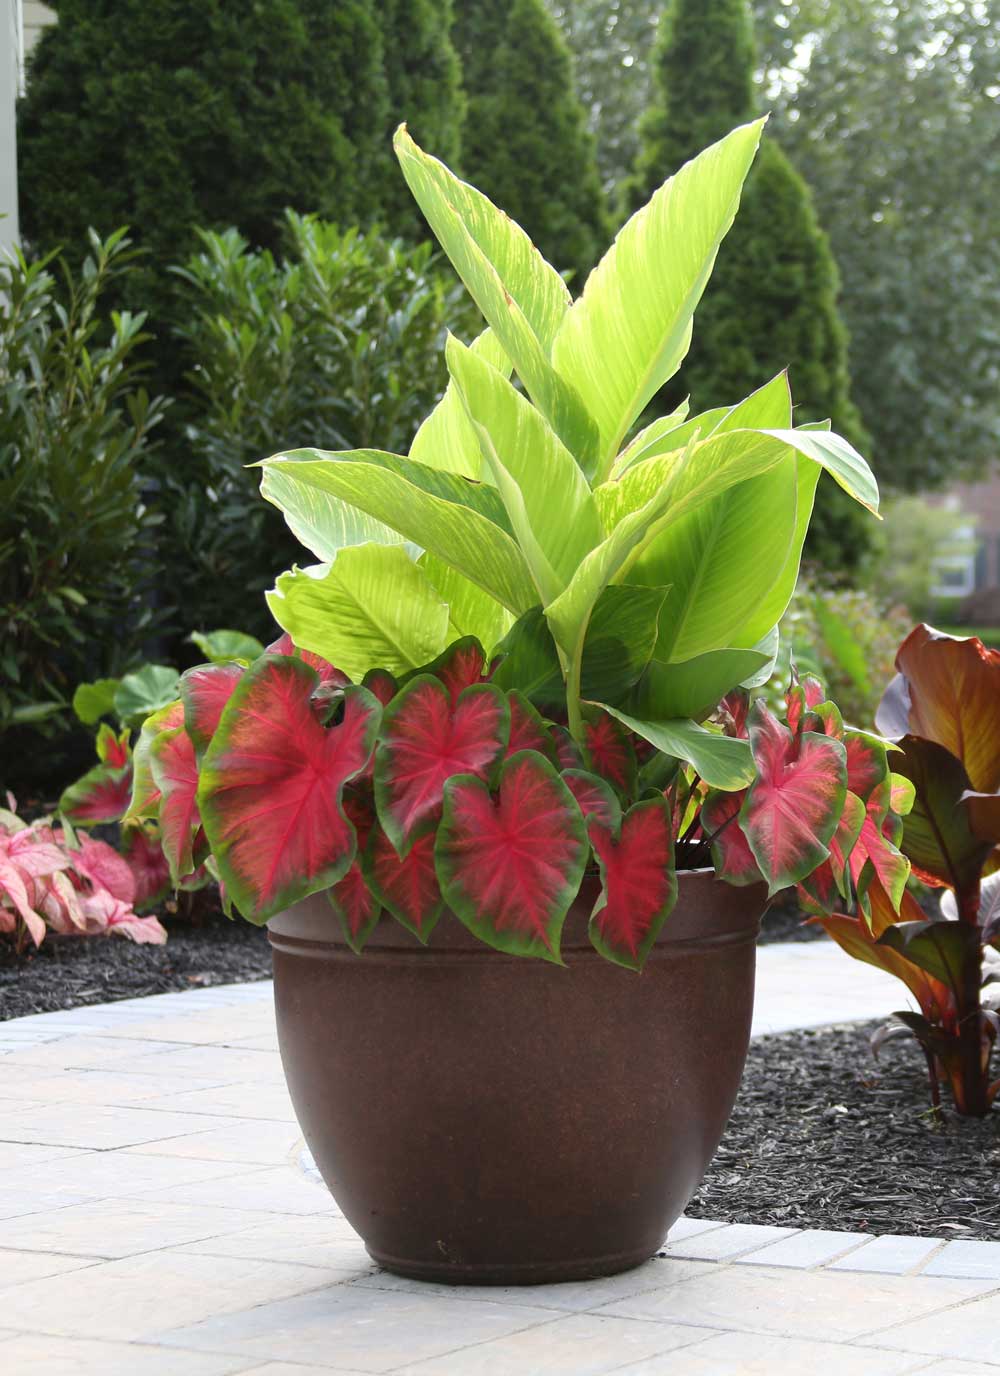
627,0,871,573
454,0,608,283
376,0,464,236
18,1,386,271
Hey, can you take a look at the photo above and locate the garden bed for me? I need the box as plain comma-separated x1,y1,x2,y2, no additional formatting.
688,1020,1000,1241
0,908,272,1021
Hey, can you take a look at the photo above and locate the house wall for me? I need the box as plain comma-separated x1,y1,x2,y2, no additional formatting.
23,2,56,58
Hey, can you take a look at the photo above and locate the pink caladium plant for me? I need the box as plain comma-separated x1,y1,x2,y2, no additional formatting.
0,806,166,950
128,633,908,975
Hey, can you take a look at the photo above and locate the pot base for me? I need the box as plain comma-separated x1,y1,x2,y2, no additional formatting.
365,1243,657,1287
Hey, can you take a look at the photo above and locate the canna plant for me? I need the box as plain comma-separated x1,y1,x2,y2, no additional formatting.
815,626,1000,1117
129,123,892,970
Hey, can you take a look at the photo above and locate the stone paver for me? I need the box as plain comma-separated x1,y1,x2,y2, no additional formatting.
0,945,996,1374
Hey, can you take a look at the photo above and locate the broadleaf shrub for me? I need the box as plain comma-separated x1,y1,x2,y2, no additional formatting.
159,214,480,634
0,230,168,787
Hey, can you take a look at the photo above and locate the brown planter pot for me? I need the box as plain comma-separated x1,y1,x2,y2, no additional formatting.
268,869,764,1286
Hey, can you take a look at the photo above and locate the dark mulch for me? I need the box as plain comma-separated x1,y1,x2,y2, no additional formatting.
0,909,272,1021
688,1020,1000,1240
758,896,824,944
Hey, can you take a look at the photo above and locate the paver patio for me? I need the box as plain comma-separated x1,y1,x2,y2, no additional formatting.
1,944,998,1375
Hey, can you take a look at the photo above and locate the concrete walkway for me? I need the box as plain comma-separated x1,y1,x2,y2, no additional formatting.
0,944,998,1375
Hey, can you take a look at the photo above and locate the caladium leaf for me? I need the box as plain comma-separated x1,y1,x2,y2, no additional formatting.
436,750,588,963
361,668,398,707
785,675,825,736
96,723,131,769
374,676,509,855
149,727,202,883
410,637,488,705
125,701,184,821
739,700,847,893
588,797,678,970
844,731,891,803
330,863,380,954
365,830,443,942
506,691,555,760
849,777,912,914
198,657,381,923
701,788,762,886
583,711,637,797
121,823,171,911
181,662,244,757
265,632,348,687
876,624,1000,792
799,789,867,912
561,769,622,832
59,763,133,825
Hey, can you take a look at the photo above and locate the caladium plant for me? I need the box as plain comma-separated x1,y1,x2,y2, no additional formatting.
128,124,890,971
816,625,1000,1117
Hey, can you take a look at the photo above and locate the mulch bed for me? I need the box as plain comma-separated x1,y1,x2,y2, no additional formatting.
0,909,272,1021
688,1020,1000,1240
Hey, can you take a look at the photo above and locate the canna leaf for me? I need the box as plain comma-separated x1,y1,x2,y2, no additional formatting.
198,657,381,923
877,918,980,999
446,334,604,599
393,126,599,468
410,327,512,478
739,700,847,893
891,736,991,893
876,624,1000,792
594,707,755,791
588,796,678,970
259,448,536,614
418,552,514,652
552,120,766,473
435,750,589,963
631,648,770,722
261,459,414,561
374,675,509,855
267,547,451,682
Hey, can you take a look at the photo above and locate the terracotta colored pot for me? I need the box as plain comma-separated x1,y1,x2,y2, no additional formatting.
268,869,765,1286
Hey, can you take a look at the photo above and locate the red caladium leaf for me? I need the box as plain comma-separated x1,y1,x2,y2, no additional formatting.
844,731,890,803
551,726,583,771
717,690,750,738
701,789,762,886
561,769,622,831
59,763,133,825
265,632,350,688
505,691,555,761
365,829,443,942
126,701,185,820
361,668,398,707
199,657,381,922
72,834,137,905
876,624,1000,792
739,700,847,893
436,750,588,963
96,723,131,769
120,823,171,910
583,711,637,797
849,776,912,913
330,862,380,953
588,796,677,971
799,789,867,913
150,727,201,883
182,662,244,755
786,674,825,736
375,676,509,855
802,700,844,739
413,636,488,705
